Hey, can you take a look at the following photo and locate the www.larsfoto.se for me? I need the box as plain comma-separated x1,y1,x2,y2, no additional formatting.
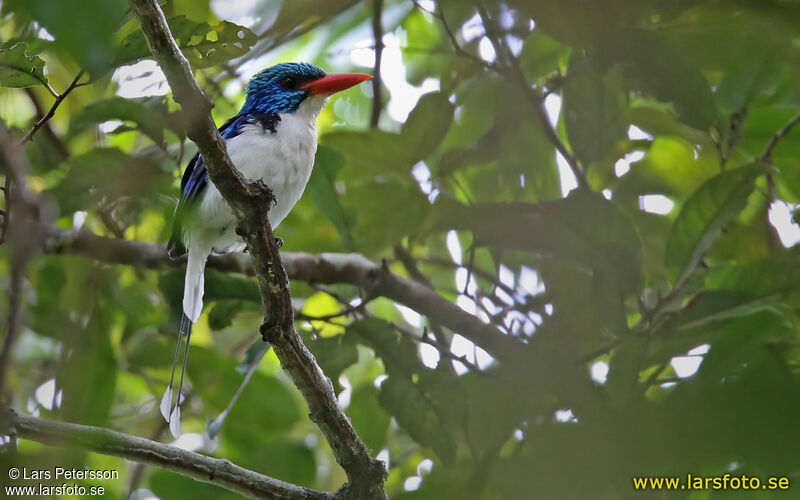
4,484,105,496
634,474,790,491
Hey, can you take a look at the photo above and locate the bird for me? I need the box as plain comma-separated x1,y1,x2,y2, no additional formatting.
161,62,371,437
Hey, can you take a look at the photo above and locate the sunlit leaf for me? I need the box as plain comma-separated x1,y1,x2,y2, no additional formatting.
664,164,765,287
520,31,570,80
113,16,257,69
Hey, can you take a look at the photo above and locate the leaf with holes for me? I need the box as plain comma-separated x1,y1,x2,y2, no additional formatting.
0,42,48,88
113,16,257,69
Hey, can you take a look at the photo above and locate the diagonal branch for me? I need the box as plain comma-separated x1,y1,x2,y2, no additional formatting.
19,71,86,146
126,1,387,497
7,409,334,500
759,112,800,163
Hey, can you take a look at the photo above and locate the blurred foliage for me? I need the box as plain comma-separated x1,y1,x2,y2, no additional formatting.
3,0,800,498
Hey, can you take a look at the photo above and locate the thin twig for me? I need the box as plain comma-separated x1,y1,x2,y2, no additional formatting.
433,2,499,72
759,112,800,163
386,321,487,374
392,245,448,344
418,256,518,299
22,88,70,159
19,71,86,146
370,0,384,128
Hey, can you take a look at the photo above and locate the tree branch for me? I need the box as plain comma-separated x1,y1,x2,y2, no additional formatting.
37,224,523,361
7,409,334,500
19,71,85,146
759,112,800,163
126,1,386,497
22,88,71,159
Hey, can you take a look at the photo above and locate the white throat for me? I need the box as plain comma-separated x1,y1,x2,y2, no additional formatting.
295,94,329,128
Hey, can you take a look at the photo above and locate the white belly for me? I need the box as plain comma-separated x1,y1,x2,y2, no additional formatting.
190,114,317,253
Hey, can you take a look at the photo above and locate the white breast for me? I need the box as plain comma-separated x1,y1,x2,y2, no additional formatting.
189,95,326,254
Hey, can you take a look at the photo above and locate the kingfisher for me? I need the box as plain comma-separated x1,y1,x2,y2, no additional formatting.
161,62,371,437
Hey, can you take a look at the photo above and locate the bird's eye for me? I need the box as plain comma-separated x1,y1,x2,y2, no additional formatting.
280,75,297,88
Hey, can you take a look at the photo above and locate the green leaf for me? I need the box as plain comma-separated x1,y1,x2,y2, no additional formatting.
70,97,177,147
308,146,355,249
664,164,764,287
47,148,170,213
343,180,430,254
562,59,626,165
378,376,457,464
257,0,360,54
446,190,643,295
4,0,127,75
346,318,419,377
597,28,718,129
716,44,781,114
113,16,257,69
149,469,236,500
222,430,316,487
57,304,117,426
322,93,453,177
401,92,455,160
208,300,246,330
301,332,359,393
204,270,261,302
520,31,570,80
347,385,390,451
187,347,299,432
0,42,48,88
655,252,800,330
322,129,409,174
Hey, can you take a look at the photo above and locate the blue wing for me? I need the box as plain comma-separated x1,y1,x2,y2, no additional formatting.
167,113,280,258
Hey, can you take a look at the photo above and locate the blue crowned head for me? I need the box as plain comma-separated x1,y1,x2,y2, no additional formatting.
241,62,327,115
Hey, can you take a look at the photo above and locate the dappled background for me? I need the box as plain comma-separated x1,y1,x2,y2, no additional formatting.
3,0,800,498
